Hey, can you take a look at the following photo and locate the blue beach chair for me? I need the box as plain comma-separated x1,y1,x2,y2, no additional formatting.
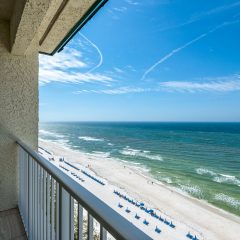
164,219,170,225
155,226,161,234
159,216,164,222
186,232,193,239
170,221,175,228
125,208,131,213
143,219,149,226
118,203,123,208
135,214,140,219
136,202,141,207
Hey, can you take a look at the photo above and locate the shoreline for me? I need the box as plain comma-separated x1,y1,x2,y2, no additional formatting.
39,140,240,240
127,164,240,223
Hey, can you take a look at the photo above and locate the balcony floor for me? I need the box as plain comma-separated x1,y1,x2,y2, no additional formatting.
0,208,27,240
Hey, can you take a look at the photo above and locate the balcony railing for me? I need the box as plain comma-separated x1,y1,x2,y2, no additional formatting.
16,137,151,240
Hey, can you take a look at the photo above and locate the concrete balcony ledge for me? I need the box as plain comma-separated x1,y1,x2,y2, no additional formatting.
0,208,27,240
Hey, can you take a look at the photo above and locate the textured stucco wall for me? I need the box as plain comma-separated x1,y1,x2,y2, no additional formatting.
0,20,38,211
10,0,55,55
39,0,96,54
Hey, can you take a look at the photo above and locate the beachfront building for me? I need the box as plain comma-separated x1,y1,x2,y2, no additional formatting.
0,0,151,239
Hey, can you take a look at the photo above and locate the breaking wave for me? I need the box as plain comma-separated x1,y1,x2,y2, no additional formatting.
195,168,216,176
39,137,71,151
78,136,104,142
120,146,163,161
131,165,150,173
121,160,141,165
39,129,65,138
214,193,240,209
91,151,111,158
179,184,203,198
213,174,240,186
195,168,240,187
156,172,173,184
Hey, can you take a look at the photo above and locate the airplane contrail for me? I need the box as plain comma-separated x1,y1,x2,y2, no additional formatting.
141,20,240,81
79,33,103,73
141,32,208,80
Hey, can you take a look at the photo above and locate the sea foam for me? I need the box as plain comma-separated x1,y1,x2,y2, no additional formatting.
39,129,65,138
214,193,240,209
179,184,203,198
78,136,104,142
91,151,111,158
195,168,240,187
120,146,163,161
213,174,240,186
195,168,216,176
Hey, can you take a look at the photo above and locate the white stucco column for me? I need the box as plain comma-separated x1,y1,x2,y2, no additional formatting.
0,20,38,211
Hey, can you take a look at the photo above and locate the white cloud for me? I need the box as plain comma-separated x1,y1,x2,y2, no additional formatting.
40,68,113,85
194,1,240,19
75,87,148,95
159,78,240,93
125,0,139,6
40,48,87,70
126,65,137,72
114,67,124,73
74,75,240,95
156,1,240,32
113,7,128,13
39,36,113,86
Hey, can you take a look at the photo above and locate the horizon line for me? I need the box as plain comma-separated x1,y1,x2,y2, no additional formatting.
39,120,240,123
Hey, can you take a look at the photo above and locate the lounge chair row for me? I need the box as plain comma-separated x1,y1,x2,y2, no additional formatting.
39,146,52,155
114,190,175,229
64,160,80,170
186,232,199,240
59,164,70,172
71,172,84,182
118,203,162,234
81,170,105,185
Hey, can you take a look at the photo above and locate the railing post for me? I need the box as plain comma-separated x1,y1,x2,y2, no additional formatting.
43,169,47,240
18,146,22,216
100,226,107,240
34,160,37,239
40,167,44,240
24,151,29,233
56,182,60,240
37,164,40,239
60,187,71,240
47,173,51,239
78,204,83,240
51,178,55,240
27,153,29,233
28,156,33,240
88,214,94,240
70,197,74,240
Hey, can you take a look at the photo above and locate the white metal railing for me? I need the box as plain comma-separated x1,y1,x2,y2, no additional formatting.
17,138,152,240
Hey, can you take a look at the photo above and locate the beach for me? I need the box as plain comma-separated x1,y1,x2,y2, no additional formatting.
40,140,240,240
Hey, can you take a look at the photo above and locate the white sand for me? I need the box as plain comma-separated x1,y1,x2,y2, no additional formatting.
40,140,240,240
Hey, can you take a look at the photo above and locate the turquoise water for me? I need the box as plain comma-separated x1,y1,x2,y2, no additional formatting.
39,122,240,216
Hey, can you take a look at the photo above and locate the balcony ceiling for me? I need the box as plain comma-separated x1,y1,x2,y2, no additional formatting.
38,0,101,55
0,0,106,55
0,0,15,21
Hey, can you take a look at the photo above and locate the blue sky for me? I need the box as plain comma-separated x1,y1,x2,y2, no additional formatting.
39,0,240,122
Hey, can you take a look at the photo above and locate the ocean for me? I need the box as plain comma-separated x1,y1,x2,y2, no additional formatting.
39,122,240,216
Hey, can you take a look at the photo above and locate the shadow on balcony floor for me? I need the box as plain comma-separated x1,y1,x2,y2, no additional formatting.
0,208,27,240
